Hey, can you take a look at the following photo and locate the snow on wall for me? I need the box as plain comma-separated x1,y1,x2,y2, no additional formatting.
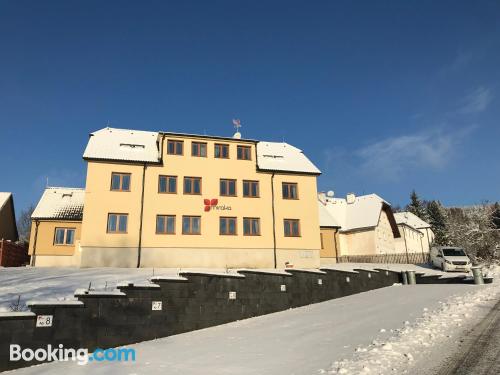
0,268,400,372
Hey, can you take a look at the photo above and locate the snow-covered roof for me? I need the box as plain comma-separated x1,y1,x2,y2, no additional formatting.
394,211,431,230
0,192,12,211
318,193,400,237
32,187,85,221
83,127,320,174
256,142,321,174
83,127,161,163
318,201,341,228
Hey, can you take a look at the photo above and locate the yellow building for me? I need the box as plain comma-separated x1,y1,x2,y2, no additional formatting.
31,127,322,268
28,188,84,266
318,192,401,264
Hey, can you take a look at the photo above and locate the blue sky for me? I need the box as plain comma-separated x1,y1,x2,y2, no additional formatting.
1,0,499,215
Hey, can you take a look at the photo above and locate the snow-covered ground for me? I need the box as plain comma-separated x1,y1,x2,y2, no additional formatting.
5,266,499,375
0,263,466,312
328,265,500,374
0,267,181,312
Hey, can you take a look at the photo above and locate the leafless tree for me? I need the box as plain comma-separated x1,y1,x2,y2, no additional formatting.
16,204,35,244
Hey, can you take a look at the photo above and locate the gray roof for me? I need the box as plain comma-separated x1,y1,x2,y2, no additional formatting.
32,188,85,221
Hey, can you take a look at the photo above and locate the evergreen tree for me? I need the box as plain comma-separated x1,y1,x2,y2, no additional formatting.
406,190,428,221
427,200,449,245
492,202,500,229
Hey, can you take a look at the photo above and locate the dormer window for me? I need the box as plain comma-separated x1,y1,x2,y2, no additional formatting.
263,154,284,159
120,143,145,150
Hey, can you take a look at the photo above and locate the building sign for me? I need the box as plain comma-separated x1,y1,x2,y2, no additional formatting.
36,315,53,328
204,199,232,212
152,301,163,311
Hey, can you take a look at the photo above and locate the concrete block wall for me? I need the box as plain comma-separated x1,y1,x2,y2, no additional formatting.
0,268,401,372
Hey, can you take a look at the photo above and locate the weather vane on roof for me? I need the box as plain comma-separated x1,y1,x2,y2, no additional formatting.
232,118,241,132
232,118,242,139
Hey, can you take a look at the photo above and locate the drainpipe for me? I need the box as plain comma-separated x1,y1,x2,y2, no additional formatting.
419,232,426,263
425,227,431,249
333,228,339,263
271,172,277,268
402,225,410,263
31,220,40,267
136,164,147,268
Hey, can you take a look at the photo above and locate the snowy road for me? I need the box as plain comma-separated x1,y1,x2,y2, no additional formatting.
6,283,486,375
435,299,500,375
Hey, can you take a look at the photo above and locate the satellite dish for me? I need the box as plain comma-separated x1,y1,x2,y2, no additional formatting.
327,190,335,197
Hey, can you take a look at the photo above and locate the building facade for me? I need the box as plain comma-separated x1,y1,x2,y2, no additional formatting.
394,211,434,256
318,192,401,264
28,188,84,267
32,127,322,269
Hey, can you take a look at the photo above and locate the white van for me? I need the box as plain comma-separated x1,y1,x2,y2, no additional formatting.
430,246,472,272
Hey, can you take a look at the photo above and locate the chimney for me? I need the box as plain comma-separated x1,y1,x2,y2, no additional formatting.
318,192,326,204
346,192,356,204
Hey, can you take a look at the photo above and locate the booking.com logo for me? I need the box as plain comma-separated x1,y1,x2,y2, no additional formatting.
10,344,136,366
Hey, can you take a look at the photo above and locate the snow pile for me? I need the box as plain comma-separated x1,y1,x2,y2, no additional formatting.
324,265,500,375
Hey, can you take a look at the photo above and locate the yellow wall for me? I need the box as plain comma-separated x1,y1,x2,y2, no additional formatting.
338,229,376,256
80,135,321,268
28,221,81,256
395,225,429,254
320,228,338,259
0,198,17,241
375,210,396,254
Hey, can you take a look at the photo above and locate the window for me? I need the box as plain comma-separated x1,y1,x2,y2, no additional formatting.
158,175,177,193
107,214,128,233
284,219,300,237
184,177,202,195
54,228,75,245
167,140,183,155
220,217,237,235
191,142,207,157
220,179,237,196
243,180,259,198
214,143,229,159
156,215,176,234
237,145,251,160
182,216,201,235
111,173,131,191
243,217,260,236
282,182,298,199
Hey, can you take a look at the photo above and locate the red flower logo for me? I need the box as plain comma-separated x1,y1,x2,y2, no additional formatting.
204,198,218,212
